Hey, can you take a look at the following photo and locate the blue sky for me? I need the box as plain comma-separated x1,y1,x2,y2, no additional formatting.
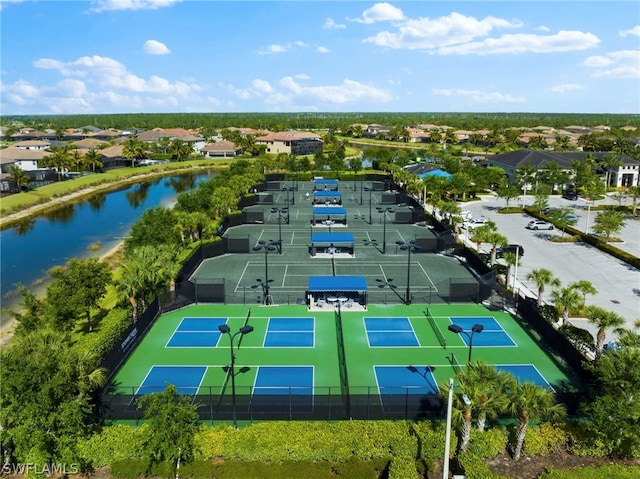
1,0,638,115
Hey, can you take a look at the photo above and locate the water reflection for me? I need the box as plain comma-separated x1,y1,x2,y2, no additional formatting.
0,170,214,318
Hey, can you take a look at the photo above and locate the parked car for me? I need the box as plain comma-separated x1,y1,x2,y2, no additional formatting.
562,191,578,200
462,218,489,230
564,213,579,222
526,220,554,230
496,244,525,258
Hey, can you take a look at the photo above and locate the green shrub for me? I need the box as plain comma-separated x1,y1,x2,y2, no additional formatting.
77,423,147,467
333,458,390,478
522,422,567,456
388,456,418,478
412,421,457,460
467,428,508,458
109,458,148,479
177,460,221,479
563,421,612,457
539,464,640,479
456,452,504,479
147,461,176,478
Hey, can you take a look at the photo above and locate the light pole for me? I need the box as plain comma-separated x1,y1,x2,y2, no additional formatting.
442,378,454,479
271,207,288,252
448,323,484,363
253,240,278,304
377,207,394,254
396,240,421,305
282,186,295,206
364,186,373,223
218,323,253,428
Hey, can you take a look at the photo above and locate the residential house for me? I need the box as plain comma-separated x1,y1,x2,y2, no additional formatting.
255,131,323,156
200,140,243,158
488,149,639,188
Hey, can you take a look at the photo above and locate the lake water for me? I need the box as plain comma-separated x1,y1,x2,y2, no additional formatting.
1,170,215,318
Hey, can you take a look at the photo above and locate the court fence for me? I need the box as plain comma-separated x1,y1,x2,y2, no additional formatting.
100,386,447,423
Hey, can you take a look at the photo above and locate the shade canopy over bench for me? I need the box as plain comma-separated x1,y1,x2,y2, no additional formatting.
312,207,347,226
310,232,355,256
306,275,368,309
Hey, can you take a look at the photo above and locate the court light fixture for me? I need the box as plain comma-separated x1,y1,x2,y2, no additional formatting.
376,207,394,254
396,240,421,305
447,323,484,363
218,323,254,428
253,240,279,304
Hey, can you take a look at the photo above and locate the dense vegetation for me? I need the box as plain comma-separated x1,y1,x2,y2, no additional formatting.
1,115,639,477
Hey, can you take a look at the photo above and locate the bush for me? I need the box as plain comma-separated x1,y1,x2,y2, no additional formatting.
456,452,508,479
522,423,567,456
563,421,612,458
388,456,418,479
412,421,457,461
109,458,148,479
467,428,508,458
77,423,147,467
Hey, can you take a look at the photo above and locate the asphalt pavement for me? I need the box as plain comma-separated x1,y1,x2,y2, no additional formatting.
456,193,639,338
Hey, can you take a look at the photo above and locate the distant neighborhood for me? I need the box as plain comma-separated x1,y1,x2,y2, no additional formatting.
1,120,638,195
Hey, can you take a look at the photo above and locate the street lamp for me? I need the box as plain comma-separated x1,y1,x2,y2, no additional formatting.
218,323,253,428
271,207,289,252
282,186,295,206
253,240,278,304
442,378,454,479
396,240,421,305
376,207,394,254
447,323,484,363
364,186,373,223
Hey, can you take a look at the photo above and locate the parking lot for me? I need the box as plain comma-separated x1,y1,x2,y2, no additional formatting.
458,193,639,336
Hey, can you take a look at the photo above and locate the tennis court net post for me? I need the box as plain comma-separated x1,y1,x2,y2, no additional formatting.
424,308,447,349
448,352,463,374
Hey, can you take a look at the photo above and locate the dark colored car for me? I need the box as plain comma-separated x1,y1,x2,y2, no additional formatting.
562,191,578,200
496,244,524,258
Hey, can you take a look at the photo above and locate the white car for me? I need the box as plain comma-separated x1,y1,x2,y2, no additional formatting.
462,218,489,230
526,220,554,230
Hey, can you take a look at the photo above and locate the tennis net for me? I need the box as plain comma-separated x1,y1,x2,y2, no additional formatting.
425,308,447,349
449,352,463,374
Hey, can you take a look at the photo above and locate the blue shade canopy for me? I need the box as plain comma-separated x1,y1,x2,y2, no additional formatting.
312,207,346,216
311,233,354,244
308,276,368,292
313,190,342,197
314,179,339,186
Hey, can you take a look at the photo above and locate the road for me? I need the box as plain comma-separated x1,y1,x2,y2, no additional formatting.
458,193,639,338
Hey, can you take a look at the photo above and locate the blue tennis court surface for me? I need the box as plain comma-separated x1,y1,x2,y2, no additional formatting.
253,366,314,395
264,317,315,347
167,317,228,347
375,366,438,394
496,365,553,390
450,316,516,347
365,317,419,347
138,366,206,395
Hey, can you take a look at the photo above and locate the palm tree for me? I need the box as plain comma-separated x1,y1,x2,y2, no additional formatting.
507,381,566,460
439,378,476,453
569,280,597,306
122,137,146,167
7,164,31,191
459,361,516,432
42,145,72,180
84,148,104,172
502,251,521,292
585,305,625,358
526,268,560,307
168,139,194,161
484,231,508,267
551,286,583,325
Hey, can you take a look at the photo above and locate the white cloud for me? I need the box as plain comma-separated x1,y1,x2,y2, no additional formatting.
583,50,640,78
364,12,523,50
349,2,405,24
551,83,584,93
144,40,171,55
257,41,309,55
433,88,526,104
619,26,640,37
277,76,393,104
438,30,600,55
0,0,23,11
251,79,273,94
317,46,330,54
90,0,181,12
323,18,345,30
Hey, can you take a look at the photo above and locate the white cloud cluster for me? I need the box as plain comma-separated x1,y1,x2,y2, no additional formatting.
433,88,526,105
90,0,181,12
144,40,171,55
619,25,640,37
323,17,345,30
551,84,584,93
583,50,640,78
257,41,309,55
348,2,404,24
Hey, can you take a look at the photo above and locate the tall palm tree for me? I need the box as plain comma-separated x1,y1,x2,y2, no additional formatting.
569,280,597,306
507,381,566,460
439,378,477,453
551,286,583,325
7,164,31,191
585,305,625,358
43,145,72,180
526,268,560,307
484,231,508,267
122,137,146,167
168,138,194,161
84,148,104,172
